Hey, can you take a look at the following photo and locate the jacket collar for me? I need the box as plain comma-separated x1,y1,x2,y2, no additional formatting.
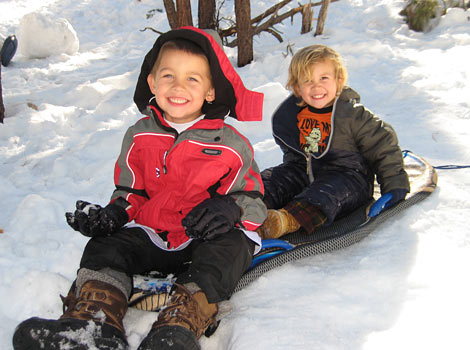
149,104,224,131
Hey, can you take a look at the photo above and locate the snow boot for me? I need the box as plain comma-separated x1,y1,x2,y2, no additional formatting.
12,280,128,350
137,283,218,350
256,208,300,239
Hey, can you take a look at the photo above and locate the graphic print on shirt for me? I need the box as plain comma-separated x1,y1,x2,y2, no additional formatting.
304,128,322,153
297,108,332,157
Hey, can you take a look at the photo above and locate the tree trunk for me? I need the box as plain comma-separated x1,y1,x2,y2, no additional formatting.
0,62,4,123
301,2,313,34
176,0,193,27
315,0,330,36
163,0,193,29
198,0,216,29
163,0,178,29
235,0,253,67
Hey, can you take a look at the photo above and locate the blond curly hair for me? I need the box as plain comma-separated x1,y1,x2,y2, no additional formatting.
286,44,348,101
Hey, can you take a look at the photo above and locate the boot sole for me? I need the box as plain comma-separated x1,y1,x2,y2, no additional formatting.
137,325,200,350
12,317,128,350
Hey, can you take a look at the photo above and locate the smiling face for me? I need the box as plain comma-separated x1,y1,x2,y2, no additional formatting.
147,48,215,124
295,59,339,109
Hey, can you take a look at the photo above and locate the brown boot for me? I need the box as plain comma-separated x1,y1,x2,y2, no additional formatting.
13,280,128,350
61,279,128,333
138,283,218,350
256,208,300,239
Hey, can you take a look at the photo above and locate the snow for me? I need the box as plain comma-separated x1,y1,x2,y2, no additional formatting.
18,12,79,59
1,0,470,349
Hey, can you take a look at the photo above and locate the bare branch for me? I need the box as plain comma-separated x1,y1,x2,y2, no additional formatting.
221,0,339,43
251,0,293,25
265,28,284,43
140,27,165,34
282,43,295,57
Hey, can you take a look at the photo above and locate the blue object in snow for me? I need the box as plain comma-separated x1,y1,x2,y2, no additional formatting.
1,35,18,67
368,192,393,218
249,239,295,269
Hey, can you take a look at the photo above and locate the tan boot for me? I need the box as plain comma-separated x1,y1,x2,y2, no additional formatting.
256,208,300,239
13,280,128,350
60,280,128,334
138,283,218,350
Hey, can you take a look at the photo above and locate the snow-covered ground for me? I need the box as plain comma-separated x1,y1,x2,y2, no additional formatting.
1,0,470,349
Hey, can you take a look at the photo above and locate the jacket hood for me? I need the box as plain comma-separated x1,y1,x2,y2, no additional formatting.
337,86,360,103
133,26,263,121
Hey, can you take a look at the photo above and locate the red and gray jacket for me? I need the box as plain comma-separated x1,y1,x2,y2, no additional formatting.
111,27,266,249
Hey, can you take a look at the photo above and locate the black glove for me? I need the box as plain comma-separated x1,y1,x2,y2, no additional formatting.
384,188,409,209
182,196,241,240
65,198,129,237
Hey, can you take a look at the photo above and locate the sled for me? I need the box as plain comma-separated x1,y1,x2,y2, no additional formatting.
129,150,437,310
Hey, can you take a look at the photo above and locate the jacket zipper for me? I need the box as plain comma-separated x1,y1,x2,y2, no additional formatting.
163,151,168,174
162,129,181,175
273,98,340,185
274,135,315,184
306,154,314,183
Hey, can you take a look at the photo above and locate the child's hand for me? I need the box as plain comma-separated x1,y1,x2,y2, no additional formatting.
385,188,408,208
65,199,129,237
182,196,241,240
369,188,409,217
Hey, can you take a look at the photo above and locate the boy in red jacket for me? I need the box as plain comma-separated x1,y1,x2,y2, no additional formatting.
13,27,266,350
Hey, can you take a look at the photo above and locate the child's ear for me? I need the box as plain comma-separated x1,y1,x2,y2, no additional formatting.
147,74,157,95
206,87,215,102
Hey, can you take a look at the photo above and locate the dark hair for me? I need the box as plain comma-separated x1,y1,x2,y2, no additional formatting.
150,39,209,76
